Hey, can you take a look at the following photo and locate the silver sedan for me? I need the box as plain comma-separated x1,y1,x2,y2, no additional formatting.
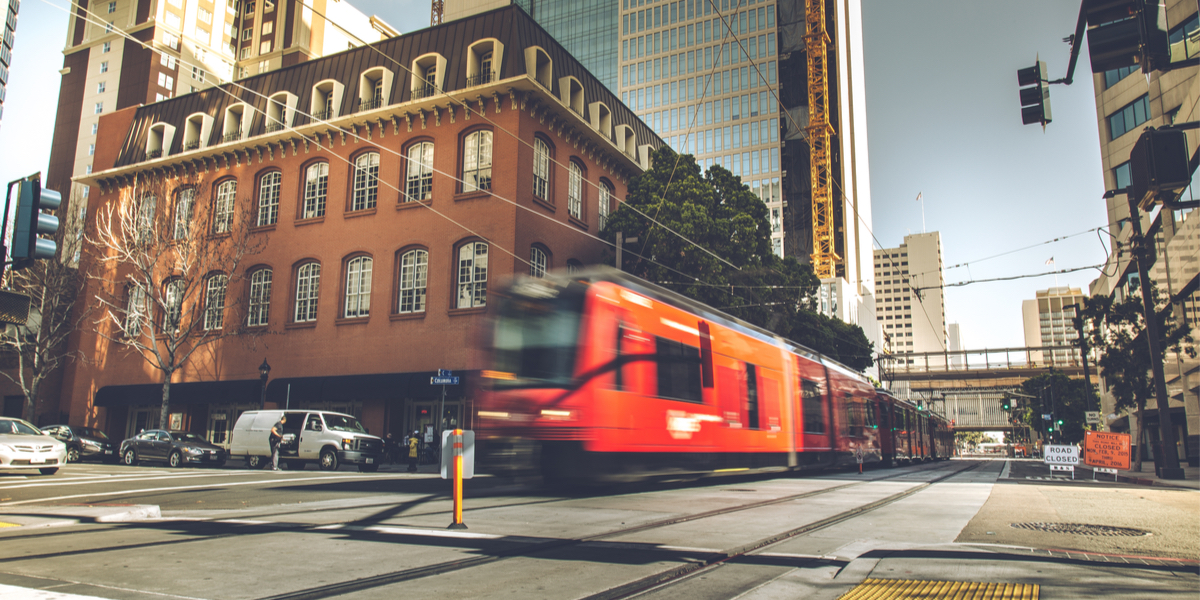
0,417,68,475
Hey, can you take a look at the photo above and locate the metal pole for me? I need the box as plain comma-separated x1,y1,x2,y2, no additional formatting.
615,231,623,271
1126,194,1183,478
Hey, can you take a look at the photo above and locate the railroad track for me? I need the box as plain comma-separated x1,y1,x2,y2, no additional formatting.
252,460,983,600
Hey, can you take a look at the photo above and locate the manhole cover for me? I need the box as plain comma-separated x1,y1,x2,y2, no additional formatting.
1010,522,1151,536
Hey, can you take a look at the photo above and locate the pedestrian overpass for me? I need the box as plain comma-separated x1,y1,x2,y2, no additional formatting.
878,345,1093,433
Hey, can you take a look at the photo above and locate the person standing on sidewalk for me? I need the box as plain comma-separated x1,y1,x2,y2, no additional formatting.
407,430,420,473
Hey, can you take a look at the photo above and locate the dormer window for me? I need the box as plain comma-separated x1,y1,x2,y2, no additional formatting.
525,46,553,90
222,103,252,143
589,102,612,140
558,76,583,115
311,79,344,121
358,67,393,111
615,124,635,157
411,54,445,100
183,113,213,151
264,91,295,133
146,122,175,160
467,39,504,87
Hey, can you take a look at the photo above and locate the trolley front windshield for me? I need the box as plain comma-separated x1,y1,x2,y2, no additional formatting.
491,280,587,389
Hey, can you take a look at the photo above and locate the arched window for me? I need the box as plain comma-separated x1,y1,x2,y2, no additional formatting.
247,268,272,327
566,259,582,274
344,255,372,318
203,274,228,330
302,162,328,219
532,137,550,200
398,249,428,314
212,179,236,234
257,171,281,226
174,188,195,239
530,246,547,278
294,262,321,322
456,241,488,309
463,130,492,193
567,161,584,220
598,181,613,230
137,194,156,243
125,283,146,336
405,142,434,202
351,152,380,211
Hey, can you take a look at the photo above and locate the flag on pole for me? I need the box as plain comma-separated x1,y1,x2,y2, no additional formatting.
915,192,922,202
1045,257,1055,265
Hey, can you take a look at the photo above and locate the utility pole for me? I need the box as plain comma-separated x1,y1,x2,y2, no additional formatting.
1125,194,1183,479
1068,303,1096,417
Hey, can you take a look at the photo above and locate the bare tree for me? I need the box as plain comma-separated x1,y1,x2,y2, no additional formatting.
0,196,91,422
86,173,268,429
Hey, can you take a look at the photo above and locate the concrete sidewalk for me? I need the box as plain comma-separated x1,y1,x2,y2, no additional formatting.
0,504,160,528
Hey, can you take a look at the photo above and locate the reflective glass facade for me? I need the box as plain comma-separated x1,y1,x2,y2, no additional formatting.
515,0,620,92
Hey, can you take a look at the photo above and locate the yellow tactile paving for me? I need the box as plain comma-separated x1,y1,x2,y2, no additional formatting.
839,578,1038,600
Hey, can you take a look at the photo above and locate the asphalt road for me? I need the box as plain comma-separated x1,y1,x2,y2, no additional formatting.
0,459,1195,600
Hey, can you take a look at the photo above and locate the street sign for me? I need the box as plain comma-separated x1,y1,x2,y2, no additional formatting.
1043,444,1079,465
438,369,452,377
1083,430,1131,471
1085,411,1101,424
431,376,460,385
1042,414,1052,421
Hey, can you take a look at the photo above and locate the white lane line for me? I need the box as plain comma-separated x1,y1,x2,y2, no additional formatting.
0,473,397,507
0,581,206,600
999,460,1012,480
0,471,257,491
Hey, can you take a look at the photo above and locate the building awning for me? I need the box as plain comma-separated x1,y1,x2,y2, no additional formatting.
94,371,473,409
95,379,264,408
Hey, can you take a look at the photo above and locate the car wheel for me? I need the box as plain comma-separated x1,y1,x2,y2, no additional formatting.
246,455,264,469
122,448,138,466
319,448,339,471
286,460,305,471
66,447,81,463
38,468,59,475
168,451,182,468
358,463,378,473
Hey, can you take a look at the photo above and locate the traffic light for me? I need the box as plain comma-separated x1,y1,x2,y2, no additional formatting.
1085,0,1169,74
1129,127,1191,209
1001,398,1011,411
1017,61,1051,126
1056,419,1064,427
10,174,61,270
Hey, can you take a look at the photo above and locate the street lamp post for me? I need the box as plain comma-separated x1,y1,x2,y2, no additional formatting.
258,359,271,410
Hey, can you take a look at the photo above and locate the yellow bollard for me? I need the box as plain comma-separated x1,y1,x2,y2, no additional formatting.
448,428,467,529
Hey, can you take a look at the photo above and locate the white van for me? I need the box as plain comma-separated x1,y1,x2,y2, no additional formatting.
229,410,384,472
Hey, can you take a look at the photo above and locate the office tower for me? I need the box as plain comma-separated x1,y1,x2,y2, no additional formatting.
874,232,946,357
1021,287,1086,366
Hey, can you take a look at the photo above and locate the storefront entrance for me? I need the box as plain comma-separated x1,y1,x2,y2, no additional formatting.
408,401,462,442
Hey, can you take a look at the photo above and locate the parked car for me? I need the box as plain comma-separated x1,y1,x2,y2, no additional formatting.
119,430,228,468
41,424,119,463
229,410,383,472
0,417,67,475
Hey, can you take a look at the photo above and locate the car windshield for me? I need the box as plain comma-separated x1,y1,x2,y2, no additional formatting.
76,427,110,440
0,418,42,436
173,433,205,443
323,415,366,433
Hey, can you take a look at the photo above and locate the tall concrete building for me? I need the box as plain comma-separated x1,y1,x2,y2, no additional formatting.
1021,287,1086,366
45,0,396,240
873,232,946,358
1085,0,1197,465
445,0,880,357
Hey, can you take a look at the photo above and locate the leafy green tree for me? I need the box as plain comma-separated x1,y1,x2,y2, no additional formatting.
601,146,874,371
1081,286,1195,470
1017,370,1091,444
955,431,989,449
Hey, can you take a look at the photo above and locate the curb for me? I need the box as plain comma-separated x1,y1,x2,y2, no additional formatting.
0,504,161,528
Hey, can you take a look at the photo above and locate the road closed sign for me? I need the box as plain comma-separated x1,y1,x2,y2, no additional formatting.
1083,430,1131,471
1043,444,1079,465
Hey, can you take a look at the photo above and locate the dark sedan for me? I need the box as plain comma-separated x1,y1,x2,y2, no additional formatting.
120,430,228,468
42,424,119,463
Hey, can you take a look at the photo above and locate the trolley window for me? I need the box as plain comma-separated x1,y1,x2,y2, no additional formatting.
492,283,587,389
655,336,703,403
745,363,760,430
801,379,825,434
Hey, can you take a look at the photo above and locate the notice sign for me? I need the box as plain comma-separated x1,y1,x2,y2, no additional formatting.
1043,444,1079,465
1083,430,1131,471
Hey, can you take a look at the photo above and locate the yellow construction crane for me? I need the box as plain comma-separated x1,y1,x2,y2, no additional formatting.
805,0,838,279
431,0,444,26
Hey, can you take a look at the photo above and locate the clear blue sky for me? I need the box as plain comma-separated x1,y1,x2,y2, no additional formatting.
0,0,1113,351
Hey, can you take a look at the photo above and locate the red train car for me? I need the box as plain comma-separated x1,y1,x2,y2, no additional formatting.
475,269,934,482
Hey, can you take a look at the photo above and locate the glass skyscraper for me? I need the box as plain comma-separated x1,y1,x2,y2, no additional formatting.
515,0,621,92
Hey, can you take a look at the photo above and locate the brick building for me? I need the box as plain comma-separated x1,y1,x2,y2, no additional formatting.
65,5,660,445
